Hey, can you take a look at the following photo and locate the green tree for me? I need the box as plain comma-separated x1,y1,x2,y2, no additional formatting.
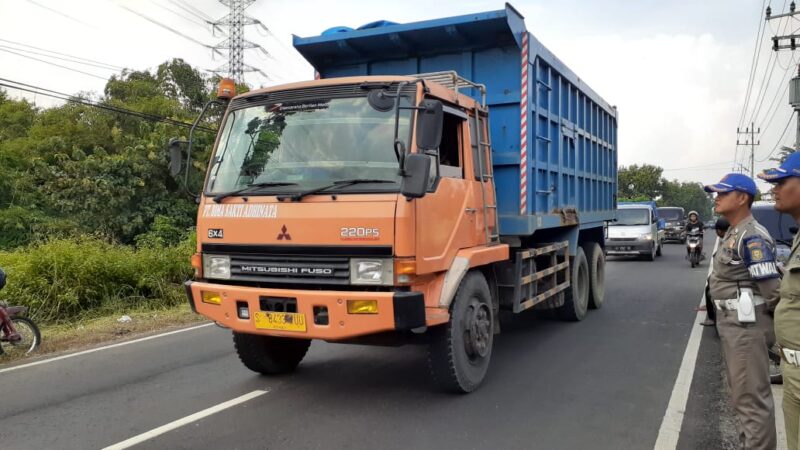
618,164,663,200
659,180,714,220
0,59,224,248
771,145,796,164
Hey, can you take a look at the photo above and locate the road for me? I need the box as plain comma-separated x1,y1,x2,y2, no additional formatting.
0,234,734,450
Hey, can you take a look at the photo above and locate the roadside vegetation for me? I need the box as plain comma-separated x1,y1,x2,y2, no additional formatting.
618,164,715,218
0,59,232,358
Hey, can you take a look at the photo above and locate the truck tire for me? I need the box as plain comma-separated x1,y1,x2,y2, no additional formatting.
581,242,605,310
428,271,494,393
233,332,311,375
557,247,590,321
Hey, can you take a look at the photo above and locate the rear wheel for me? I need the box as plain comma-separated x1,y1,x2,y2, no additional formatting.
558,247,590,321
233,333,310,375
428,271,494,393
581,242,605,310
0,317,40,357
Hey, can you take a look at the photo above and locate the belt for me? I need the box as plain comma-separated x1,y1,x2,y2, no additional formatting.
781,346,800,367
714,295,765,311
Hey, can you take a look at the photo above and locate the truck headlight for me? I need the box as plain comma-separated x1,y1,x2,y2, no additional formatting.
640,233,653,240
350,258,393,285
203,254,231,280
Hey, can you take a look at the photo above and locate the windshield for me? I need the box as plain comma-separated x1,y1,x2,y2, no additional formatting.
614,208,650,226
206,95,413,194
658,208,684,221
752,206,795,243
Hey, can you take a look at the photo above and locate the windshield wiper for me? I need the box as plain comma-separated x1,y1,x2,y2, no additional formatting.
212,182,299,203
278,178,396,202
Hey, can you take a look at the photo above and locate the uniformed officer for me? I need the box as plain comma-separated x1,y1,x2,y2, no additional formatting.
759,152,800,450
705,173,781,450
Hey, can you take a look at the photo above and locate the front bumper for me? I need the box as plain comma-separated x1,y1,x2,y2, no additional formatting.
185,281,427,340
605,239,653,255
664,228,685,240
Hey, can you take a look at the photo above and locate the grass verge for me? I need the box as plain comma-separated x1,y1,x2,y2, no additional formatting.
0,303,207,365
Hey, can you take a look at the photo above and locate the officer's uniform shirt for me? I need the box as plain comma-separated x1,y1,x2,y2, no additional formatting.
777,232,800,349
709,215,781,308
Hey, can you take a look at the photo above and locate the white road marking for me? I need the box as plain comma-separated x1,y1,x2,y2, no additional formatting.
654,238,717,449
102,389,269,450
0,322,214,374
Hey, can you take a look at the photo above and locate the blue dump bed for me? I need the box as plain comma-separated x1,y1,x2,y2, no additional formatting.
293,3,618,236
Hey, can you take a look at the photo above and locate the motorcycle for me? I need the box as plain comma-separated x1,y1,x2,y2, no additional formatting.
686,229,704,267
0,271,41,357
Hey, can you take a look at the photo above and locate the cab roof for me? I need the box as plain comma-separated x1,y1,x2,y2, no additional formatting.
235,76,482,111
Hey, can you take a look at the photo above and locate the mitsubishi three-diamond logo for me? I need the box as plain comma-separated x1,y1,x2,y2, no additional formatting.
277,225,292,241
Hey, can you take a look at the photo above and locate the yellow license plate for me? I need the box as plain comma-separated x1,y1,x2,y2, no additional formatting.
253,311,307,332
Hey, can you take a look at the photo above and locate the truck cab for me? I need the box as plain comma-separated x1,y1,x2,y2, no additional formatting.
191,74,505,338
657,206,686,243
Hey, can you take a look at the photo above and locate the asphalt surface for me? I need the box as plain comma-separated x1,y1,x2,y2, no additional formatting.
0,234,730,450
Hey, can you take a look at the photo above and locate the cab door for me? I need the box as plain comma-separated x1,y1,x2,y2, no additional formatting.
415,106,480,274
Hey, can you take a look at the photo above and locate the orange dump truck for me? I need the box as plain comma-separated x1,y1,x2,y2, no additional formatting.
176,4,617,392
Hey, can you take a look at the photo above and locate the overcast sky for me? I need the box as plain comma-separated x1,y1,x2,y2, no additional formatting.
0,0,794,189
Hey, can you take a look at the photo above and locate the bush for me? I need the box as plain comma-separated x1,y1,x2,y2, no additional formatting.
0,235,194,323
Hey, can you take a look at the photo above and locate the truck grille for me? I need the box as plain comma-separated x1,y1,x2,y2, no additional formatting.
201,244,393,286
229,254,350,285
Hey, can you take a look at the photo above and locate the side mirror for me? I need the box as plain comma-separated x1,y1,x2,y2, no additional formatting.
416,99,443,151
168,138,187,177
400,153,432,199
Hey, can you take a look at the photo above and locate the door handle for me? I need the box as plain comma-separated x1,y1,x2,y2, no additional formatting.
465,208,477,214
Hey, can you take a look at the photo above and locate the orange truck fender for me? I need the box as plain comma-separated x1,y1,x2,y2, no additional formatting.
436,245,509,309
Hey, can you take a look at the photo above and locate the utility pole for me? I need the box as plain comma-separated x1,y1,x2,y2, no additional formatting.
767,2,800,156
737,124,760,177
790,66,800,149
210,0,270,83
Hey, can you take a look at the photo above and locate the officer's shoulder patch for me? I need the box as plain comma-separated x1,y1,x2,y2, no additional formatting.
742,234,780,280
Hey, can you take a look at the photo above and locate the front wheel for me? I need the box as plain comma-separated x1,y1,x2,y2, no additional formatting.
656,242,663,257
645,243,656,261
428,271,494,393
1,317,41,357
233,333,311,375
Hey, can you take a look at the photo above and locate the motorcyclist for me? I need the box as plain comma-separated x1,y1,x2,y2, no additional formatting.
685,210,705,256
0,267,21,342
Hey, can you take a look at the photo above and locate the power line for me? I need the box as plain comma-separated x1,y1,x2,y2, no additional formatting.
663,161,735,171
757,54,796,131
25,0,96,28
0,78,216,133
148,0,209,28
759,110,796,161
748,6,788,127
0,38,124,70
171,0,214,21
116,4,223,58
739,0,771,130
0,45,118,72
0,47,109,80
